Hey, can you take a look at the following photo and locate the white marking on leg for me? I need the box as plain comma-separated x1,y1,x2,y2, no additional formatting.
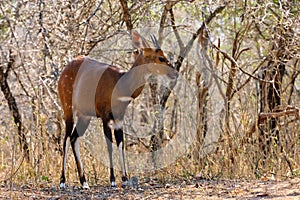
105,137,114,168
118,96,133,102
60,182,66,189
111,181,116,187
82,182,90,189
63,137,71,174
114,120,123,130
74,138,84,177
74,137,90,189
118,141,126,177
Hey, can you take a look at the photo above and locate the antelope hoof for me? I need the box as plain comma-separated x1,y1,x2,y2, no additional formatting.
111,181,116,187
82,182,90,189
59,182,66,189
122,180,129,188
122,176,138,188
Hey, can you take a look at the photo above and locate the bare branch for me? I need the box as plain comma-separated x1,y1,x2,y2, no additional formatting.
259,106,300,124
211,43,273,84
158,3,169,45
160,5,226,107
175,5,226,71
169,7,184,51
119,0,133,31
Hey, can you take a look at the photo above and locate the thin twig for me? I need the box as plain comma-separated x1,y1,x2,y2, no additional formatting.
232,58,268,97
2,148,26,184
39,77,61,111
80,0,104,54
211,43,273,84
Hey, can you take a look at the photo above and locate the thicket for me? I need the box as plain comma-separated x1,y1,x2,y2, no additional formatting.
0,0,299,187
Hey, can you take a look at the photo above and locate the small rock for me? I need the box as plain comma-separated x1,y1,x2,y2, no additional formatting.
122,176,139,188
50,185,57,191
131,176,139,187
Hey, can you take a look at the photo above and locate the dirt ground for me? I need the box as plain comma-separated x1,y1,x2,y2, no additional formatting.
1,178,300,199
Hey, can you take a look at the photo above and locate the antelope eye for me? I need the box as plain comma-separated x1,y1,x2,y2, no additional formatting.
158,57,166,62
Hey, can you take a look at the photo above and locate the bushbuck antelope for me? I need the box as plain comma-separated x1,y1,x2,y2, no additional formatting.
58,31,176,189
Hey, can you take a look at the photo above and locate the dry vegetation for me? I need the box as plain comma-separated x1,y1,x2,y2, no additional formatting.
0,0,299,199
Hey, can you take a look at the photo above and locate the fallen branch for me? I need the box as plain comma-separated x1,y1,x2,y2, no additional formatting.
258,105,300,124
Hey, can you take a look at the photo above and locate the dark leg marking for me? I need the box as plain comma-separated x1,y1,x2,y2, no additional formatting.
103,121,116,186
115,128,128,182
70,117,90,189
60,118,73,189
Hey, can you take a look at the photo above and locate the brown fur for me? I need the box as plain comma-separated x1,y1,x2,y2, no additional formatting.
57,31,175,188
58,56,85,122
58,49,172,124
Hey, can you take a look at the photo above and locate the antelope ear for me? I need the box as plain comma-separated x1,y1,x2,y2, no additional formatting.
131,30,150,49
132,49,144,61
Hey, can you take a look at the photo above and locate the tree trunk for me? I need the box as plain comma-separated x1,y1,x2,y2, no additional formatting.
0,52,30,161
259,62,285,158
258,26,290,159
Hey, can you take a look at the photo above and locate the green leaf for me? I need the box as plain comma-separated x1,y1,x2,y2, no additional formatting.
41,175,49,181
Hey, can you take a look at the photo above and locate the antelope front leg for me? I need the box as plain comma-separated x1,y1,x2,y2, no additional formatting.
114,128,128,183
103,122,116,187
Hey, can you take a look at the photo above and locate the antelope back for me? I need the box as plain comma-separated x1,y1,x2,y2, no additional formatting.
72,58,111,117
